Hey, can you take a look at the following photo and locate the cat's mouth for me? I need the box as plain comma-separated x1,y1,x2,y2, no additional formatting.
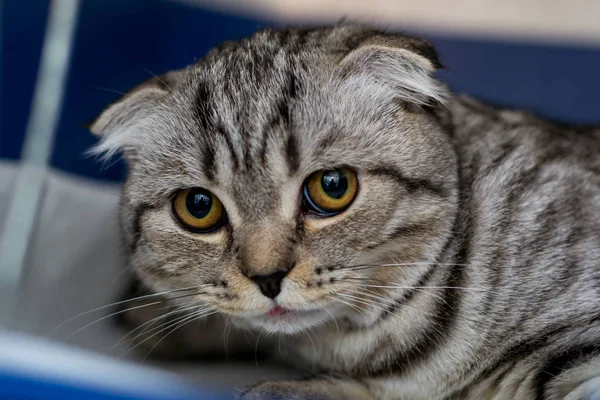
267,305,287,316
240,304,329,334
265,305,315,319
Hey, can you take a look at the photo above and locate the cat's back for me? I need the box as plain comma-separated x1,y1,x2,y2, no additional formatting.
430,95,600,399
442,92,600,357
446,95,600,228
447,94,600,177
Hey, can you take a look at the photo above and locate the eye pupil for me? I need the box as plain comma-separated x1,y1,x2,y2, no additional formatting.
303,167,358,216
173,188,225,232
186,189,212,219
321,170,348,199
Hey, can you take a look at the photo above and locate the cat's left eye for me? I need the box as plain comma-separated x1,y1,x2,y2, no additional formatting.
303,168,358,216
172,188,226,233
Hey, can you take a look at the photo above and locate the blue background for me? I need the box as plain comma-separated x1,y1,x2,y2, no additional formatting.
2,0,600,182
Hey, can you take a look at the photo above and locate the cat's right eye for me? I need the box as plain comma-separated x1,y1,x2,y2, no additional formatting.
172,188,226,233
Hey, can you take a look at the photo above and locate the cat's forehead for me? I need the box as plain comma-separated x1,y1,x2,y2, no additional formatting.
118,26,446,214
190,34,318,123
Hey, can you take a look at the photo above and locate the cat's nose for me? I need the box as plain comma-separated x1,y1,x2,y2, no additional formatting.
250,270,288,299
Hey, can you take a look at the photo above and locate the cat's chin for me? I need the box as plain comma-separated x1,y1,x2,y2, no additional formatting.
239,307,331,334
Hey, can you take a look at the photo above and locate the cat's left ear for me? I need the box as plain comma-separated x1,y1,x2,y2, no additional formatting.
338,29,447,106
87,70,182,159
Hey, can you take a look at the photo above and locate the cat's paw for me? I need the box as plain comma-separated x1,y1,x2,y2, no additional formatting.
238,381,326,400
238,379,374,400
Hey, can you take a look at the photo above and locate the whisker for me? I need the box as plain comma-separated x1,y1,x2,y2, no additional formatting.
222,316,234,361
254,330,265,368
156,298,200,312
356,287,441,319
89,85,125,96
122,308,216,359
326,295,369,319
123,305,214,347
141,310,219,361
323,307,341,335
62,301,164,342
120,310,198,348
339,275,484,292
51,285,203,334
277,333,284,357
353,289,492,338
114,303,201,347
356,284,487,292
327,295,389,326
140,67,173,91
340,262,468,272
337,293,390,315
338,276,445,301
302,327,317,361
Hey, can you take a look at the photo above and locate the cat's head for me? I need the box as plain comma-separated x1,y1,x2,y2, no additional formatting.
90,24,458,334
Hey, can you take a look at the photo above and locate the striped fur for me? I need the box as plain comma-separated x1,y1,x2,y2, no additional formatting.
90,24,600,399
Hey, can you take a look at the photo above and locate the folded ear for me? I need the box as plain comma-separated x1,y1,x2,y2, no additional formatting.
337,26,447,106
88,71,181,160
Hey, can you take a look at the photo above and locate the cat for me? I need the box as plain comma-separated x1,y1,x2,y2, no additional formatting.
89,24,600,400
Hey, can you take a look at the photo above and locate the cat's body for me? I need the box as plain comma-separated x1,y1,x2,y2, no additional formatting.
277,96,600,400
90,25,600,399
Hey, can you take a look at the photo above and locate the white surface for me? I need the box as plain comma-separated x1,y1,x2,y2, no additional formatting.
0,330,201,397
0,161,292,391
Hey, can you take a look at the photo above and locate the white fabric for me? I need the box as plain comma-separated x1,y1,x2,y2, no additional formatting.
0,161,290,390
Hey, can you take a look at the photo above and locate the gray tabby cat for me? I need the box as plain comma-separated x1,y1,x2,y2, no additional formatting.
89,24,600,400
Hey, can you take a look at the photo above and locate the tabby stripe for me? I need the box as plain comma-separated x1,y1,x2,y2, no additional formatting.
378,263,437,322
243,135,253,171
193,81,213,133
315,130,340,154
479,140,518,177
559,195,585,292
131,203,155,252
279,68,301,174
367,261,466,377
194,81,218,181
366,185,467,376
275,70,296,128
387,222,430,240
258,126,270,167
285,133,300,174
202,138,217,182
480,243,506,332
292,28,311,47
481,144,532,334
368,167,447,197
365,222,432,250
216,123,240,171
533,344,600,400
504,155,571,331
473,313,600,385
369,150,470,377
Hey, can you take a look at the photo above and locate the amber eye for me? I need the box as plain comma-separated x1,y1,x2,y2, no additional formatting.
303,168,358,216
172,188,226,232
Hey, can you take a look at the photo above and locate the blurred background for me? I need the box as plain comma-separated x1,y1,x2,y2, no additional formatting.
0,0,599,398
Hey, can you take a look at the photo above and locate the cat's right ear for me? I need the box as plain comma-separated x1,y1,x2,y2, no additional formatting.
335,26,447,106
87,71,180,160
